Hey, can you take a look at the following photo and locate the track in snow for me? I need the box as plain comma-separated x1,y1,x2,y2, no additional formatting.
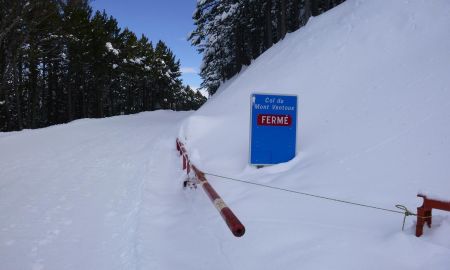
0,111,188,270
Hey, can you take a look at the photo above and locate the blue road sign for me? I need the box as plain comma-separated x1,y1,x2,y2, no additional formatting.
250,93,297,165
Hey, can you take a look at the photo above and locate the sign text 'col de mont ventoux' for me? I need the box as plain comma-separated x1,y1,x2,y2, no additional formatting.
250,93,298,166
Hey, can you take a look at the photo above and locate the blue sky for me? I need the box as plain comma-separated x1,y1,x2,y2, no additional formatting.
91,0,202,90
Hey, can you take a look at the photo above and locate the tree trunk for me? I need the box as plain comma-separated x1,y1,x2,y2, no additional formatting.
280,0,287,39
311,0,320,16
0,42,6,131
264,0,273,49
276,0,287,41
29,44,39,129
96,82,104,118
13,51,23,130
81,81,88,118
234,24,249,72
290,0,301,32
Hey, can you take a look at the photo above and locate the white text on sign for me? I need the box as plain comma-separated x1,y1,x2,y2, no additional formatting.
257,114,292,126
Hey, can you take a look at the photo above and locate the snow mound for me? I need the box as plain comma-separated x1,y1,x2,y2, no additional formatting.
181,0,450,197
178,0,450,268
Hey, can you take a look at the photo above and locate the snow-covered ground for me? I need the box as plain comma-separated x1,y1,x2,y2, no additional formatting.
2,0,450,269
0,112,192,269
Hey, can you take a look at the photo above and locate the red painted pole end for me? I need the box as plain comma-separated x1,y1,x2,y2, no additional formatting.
221,208,246,237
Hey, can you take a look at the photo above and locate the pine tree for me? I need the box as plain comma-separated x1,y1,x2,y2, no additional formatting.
190,0,346,95
0,0,205,132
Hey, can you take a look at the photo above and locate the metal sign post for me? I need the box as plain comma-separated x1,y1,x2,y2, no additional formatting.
250,93,298,166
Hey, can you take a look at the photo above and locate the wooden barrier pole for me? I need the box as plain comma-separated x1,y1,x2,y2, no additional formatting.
191,165,245,237
176,139,246,237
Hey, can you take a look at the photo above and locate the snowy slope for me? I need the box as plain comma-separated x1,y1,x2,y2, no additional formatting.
2,0,450,269
181,0,450,204
177,0,450,268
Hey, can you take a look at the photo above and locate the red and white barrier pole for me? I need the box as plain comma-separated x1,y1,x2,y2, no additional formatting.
176,139,245,237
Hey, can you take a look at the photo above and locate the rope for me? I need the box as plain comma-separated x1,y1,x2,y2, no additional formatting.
203,172,422,230
395,204,417,230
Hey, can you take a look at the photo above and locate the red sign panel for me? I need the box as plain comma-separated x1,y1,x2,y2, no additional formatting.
257,114,292,126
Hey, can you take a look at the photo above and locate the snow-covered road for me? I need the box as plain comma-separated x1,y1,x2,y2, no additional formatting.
0,111,190,270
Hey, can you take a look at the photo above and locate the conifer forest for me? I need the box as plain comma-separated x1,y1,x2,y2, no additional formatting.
0,0,206,132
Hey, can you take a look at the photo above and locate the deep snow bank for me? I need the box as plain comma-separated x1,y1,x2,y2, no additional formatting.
177,2,450,267
181,0,450,200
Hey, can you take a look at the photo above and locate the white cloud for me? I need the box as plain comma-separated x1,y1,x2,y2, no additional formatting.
180,67,198,74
